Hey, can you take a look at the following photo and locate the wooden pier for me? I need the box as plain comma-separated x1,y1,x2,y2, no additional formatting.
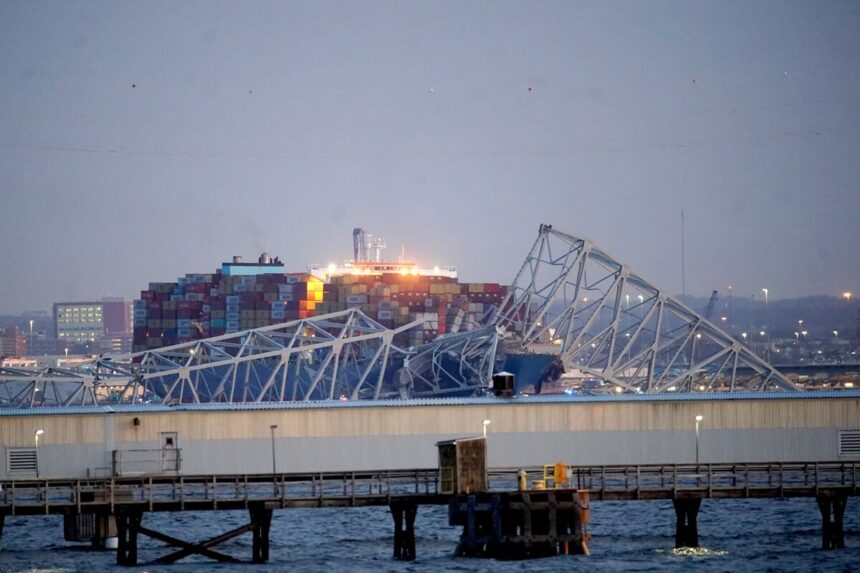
0,461,857,564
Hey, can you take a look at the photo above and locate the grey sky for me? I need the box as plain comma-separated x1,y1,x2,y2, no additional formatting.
1,1,858,313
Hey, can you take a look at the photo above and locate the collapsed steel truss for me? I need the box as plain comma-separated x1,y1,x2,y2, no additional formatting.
0,366,99,408
494,224,796,392
0,224,797,408
0,308,501,407
396,326,502,399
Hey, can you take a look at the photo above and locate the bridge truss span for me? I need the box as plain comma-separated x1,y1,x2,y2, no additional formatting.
494,224,796,393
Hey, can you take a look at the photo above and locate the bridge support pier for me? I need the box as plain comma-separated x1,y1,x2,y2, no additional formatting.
390,500,417,560
817,493,848,550
672,498,702,549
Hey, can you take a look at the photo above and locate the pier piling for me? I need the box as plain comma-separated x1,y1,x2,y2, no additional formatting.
250,503,273,563
817,493,848,550
115,508,141,566
672,498,702,549
450,490,587,558
390,500,417,560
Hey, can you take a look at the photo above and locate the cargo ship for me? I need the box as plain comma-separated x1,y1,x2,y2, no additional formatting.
133,227,507,353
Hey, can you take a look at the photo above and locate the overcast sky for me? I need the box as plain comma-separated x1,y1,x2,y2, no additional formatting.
1,1,858,313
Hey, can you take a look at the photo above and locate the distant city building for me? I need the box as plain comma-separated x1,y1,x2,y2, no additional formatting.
0,356,38,368
29,335,61,357
53,298,133,352
54,302,104,344
102,333,133,354
0,327,27,358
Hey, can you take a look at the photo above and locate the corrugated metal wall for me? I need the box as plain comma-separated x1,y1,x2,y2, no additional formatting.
2,396,858,479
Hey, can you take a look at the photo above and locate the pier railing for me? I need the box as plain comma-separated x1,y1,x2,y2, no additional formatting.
0,468,442,515
2,462,858,515
492,462,860,500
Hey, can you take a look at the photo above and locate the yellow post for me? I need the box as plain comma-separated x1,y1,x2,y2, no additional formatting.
554,462,568,488
517,470,527,491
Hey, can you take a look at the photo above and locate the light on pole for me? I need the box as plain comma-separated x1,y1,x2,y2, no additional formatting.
694,415,703,465
844,292,853,357
269,425,278,475
28,319,34,356
482,419,491,438
761,289,770,362
34,429,45,477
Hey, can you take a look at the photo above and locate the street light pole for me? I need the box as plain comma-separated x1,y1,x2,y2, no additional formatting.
269,425,278,475
34,429,44,478
28,319,34,356
694,416,703,465
761,288,770,362
845,292,853,359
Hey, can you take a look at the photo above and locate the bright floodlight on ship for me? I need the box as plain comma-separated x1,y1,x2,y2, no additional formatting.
327,263,336,274
482,419,491,438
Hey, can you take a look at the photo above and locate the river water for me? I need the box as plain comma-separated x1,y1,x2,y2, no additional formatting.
1,497,858,572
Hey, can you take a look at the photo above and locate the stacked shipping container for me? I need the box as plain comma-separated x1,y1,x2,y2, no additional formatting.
133,260,507,352
132,270,324,352
307,273,506,347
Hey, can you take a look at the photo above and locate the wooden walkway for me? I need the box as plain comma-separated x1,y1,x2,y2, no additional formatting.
1,462,858,516
0,468,444,516
520,461,860,500
1,461,856,562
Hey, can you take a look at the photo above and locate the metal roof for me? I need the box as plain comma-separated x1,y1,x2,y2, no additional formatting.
1,390,859,417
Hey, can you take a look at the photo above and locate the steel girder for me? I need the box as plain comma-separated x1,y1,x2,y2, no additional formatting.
0,366,99,408
110,308,421,404
0,309,501,408
394,326,502,398
494,224,796,393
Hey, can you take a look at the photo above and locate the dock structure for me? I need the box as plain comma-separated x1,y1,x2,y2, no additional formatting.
0,462,856,564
